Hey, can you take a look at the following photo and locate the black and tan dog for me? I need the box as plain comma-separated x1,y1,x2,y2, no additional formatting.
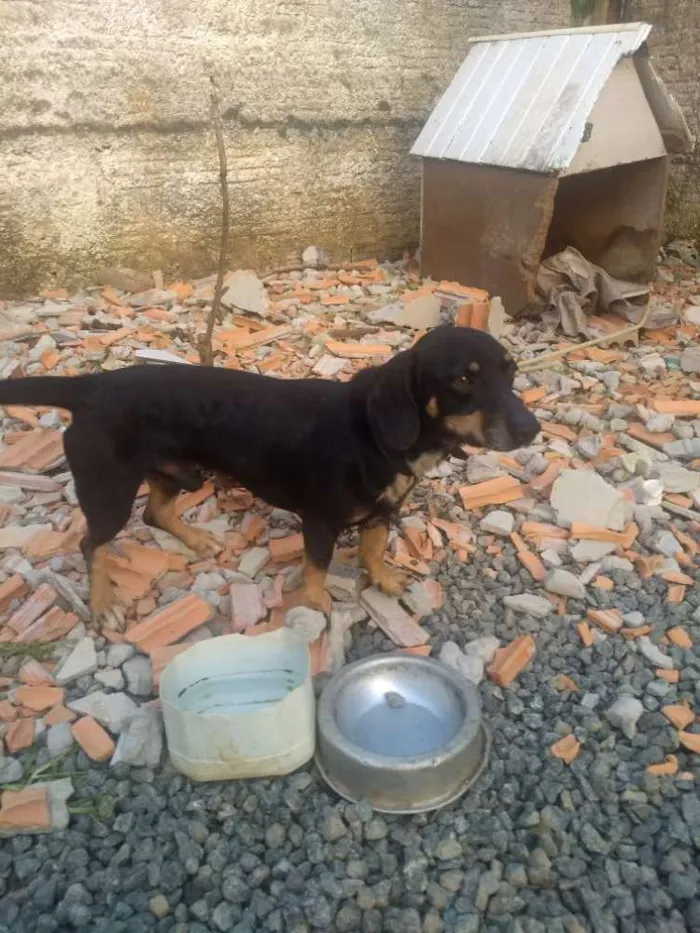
0,326,539,629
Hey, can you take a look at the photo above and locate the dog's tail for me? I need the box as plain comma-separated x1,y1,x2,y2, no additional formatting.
0,375,97,412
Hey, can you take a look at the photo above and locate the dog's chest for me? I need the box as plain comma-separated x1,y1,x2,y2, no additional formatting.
380,449,445,509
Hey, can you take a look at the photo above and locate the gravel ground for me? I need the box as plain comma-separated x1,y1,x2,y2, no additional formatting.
1,542,698,933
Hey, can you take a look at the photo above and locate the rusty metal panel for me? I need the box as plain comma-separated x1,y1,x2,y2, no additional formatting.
420,161,558,313
411,23,653,174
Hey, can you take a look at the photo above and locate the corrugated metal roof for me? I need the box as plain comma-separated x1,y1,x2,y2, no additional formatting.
411,23,653,174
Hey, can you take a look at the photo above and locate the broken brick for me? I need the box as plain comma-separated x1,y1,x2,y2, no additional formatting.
550,734,581,765
577,621,594,648
0,574,29,615
5,718,35,754
0,429,64,472
652,399,700,417
0,786,52,834
586,608,623,634
459,476,526,510
487,635,536,687
268,534,305,564
71,716,116,761
360,588,429,648
0,700,18,722
230,582,267,632
656,669,680,684
6,584,58,635
14,686,64,713
647,754,679,776
661,705,695,730
126,593,213,653
150,645,192,688
667,627,693,649
16,608,79,644
43,704,77,726
678,732,700,754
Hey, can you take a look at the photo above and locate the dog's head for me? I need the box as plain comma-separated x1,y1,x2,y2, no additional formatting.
366,326,540,453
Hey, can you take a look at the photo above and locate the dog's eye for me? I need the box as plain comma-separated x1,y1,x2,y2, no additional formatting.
452,374,472,390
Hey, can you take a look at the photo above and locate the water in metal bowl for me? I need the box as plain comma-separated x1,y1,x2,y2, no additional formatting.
316,653,489,813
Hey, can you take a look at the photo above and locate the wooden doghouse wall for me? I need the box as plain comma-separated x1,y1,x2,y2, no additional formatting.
420,160,558,313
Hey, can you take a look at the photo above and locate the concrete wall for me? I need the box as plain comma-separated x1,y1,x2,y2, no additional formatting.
631,1,700,241
0,0,572,296
1,1,697,297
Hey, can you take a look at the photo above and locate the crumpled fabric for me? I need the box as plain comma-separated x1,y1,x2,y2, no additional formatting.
530,247,651,337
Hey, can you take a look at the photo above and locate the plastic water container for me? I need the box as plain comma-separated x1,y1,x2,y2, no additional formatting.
159,629,315,781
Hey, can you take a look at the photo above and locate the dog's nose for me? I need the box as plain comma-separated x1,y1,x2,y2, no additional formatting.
508,406,540,448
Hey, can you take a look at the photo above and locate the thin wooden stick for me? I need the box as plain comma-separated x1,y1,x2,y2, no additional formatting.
199,74,230,366
517,300,653,373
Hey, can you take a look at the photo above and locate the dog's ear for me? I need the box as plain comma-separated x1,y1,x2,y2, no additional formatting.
366,353,420,451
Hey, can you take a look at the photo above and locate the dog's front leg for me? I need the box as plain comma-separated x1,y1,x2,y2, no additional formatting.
299,515,337,614
359,518,409,596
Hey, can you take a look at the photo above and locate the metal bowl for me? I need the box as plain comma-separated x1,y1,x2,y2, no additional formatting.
315,653,488,814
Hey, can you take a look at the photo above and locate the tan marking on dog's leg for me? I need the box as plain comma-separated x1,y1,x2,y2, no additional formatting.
360,523,409,596
89,545,125,632
426,396,439,417
145,481,223,558
443,410,487,445
298,557,331,613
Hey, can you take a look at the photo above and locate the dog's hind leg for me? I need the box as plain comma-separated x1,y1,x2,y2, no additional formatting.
63,425,142,631
143,473,224,558
359,519,409,596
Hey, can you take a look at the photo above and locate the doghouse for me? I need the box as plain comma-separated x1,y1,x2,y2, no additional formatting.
411,23,694,313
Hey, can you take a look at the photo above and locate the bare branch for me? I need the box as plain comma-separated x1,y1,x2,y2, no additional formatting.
199,73,230,366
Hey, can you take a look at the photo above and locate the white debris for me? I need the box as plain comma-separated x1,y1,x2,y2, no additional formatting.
637,636,675,670
238,547,270,579
571,540,617,563
106,643,136,667
680,347,700,374
463,636,500,664
653,530,682,558
46,722,74,758
111,706,163,768
94,669,126,690
54,637,97,685
68,691,138,733
605,697,644,740
551,470,625,531
543,569,585,599
479,510,514,537
503,594,553,618
284,606,326,643
221,270,269,316
439,641,484,685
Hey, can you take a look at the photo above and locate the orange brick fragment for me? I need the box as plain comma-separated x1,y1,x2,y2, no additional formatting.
126,593,213,652
400,645,433,656
550,734,581,765
150,644,192,687
577,621,594,647
487,635,535,687
516,548,546,582
269,534,304,564
652,399,700,417
44,704,77,726
14,686,64,712
666,585,686,605
662,571,695,586
5,718,35,753
459,475,524,510
552,673,579,692
16,607,79,644
587,608,623,634
621,625,652,639
0,786,51,834
647,754,678,776
662,705,695,730
529,460,564,493
0,429,64,471
541,422,578,442
678,732,700,754
6,583,58,635
325,340,391,359
0,574,29,614
0,700,18,722
667,627,693,649
72,716,115,761
656,668,680,684
593,576,615,591
18,658,57,687
520,387,547,405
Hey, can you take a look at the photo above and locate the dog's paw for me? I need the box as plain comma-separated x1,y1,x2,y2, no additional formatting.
96,603,127,633
372,566,410,597
297,586,332,615
186,528,224,560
